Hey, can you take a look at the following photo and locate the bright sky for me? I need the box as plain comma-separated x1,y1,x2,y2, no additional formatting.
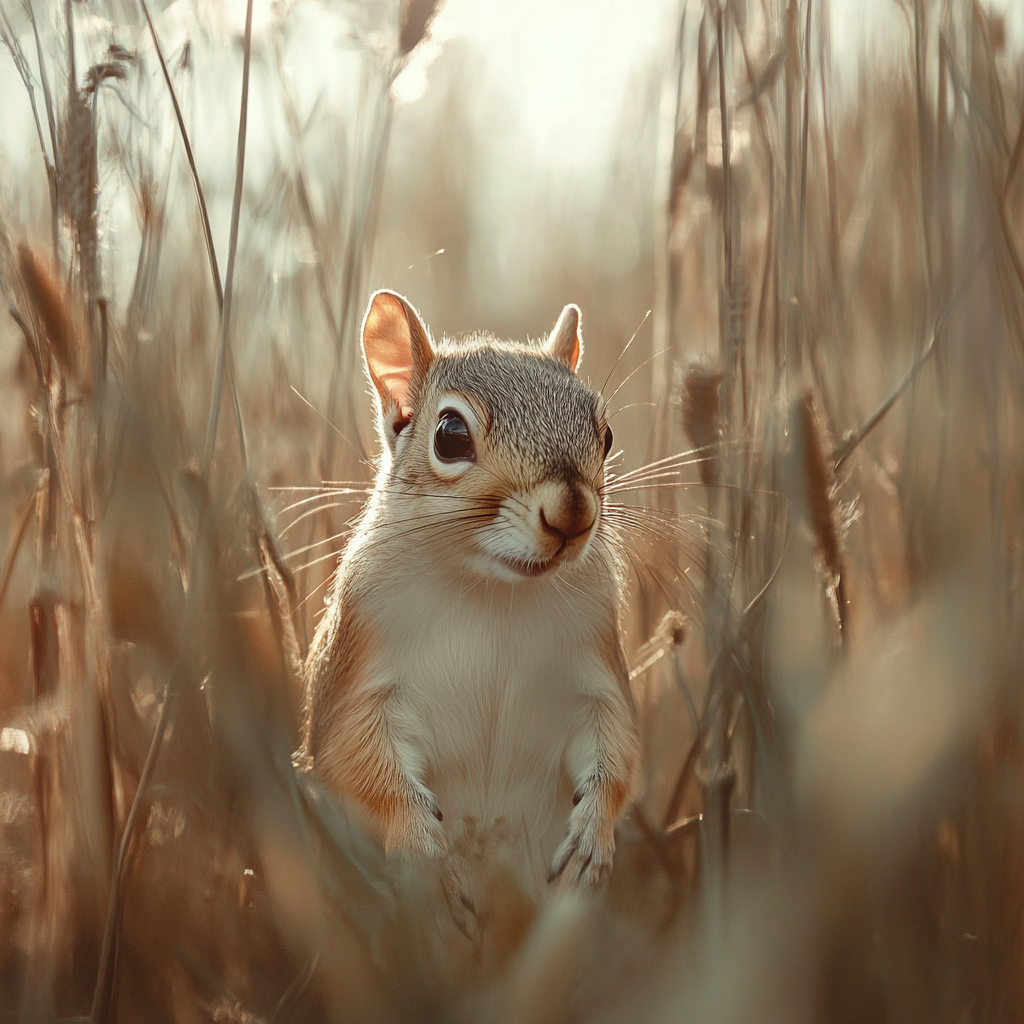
393,0,1024,168
393,0,674,166
3,0,1020,184
1,0,1022,297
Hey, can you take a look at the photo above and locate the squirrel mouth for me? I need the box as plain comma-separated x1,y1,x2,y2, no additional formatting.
495,553,557,578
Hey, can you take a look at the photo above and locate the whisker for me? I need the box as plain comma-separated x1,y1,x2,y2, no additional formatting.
295,567,336,614
600,507,728,563
286,545,351,577
277,489,369,517
604,501,732,531
605,459,714,480
607,441,756,486
603,502,716,537
364,518,502,573
599,308,652,398
604,469,710,490
602,515,708,556
594,529,703,621
378,478,520,506
607,401,657,421
281,501,354,537
361,506,499,531
604,345,673,409
359,511,500,548
604,482,775,500
290,384,370,467
237,529,352,582
268,481,374,491
294,514,500,582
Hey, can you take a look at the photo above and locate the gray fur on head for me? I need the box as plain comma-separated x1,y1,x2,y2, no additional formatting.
416,337,603,486
360,291,606,487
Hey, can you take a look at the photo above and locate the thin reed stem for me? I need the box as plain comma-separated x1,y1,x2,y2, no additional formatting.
203,0,253,473
140,0,223,311
89,684,174,1024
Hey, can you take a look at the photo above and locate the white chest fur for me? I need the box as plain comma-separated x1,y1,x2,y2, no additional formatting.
366,569,604,876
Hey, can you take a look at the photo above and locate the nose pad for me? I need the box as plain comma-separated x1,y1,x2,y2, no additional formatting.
539,489,598,542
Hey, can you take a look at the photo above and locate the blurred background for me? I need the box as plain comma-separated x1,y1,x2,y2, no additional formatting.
1,0,1024,1020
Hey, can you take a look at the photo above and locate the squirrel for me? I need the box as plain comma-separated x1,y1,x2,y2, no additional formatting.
301,289,640,899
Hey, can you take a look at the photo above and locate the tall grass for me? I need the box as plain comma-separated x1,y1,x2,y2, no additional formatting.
0,0,1022,1021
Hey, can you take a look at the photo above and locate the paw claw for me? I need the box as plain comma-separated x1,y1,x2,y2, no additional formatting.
385,786,447,858
549,783,617,889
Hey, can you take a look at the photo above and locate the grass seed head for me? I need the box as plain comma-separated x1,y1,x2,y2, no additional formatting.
793,391,841,580
17,243,81,384
61,91,98,238
399,0,442,57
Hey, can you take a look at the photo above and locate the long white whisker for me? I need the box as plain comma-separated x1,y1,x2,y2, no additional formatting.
599,308,652,397
604,345,672,408
282,501,352,537
237,530,353,582
277,489,369,517
268,481,373,491
290,384,369,466
607,446,738,486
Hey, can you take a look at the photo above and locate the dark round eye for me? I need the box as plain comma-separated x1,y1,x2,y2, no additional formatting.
434,411,475,462
602,425,614,460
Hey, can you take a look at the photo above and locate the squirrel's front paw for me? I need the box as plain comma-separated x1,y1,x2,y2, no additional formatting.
548,784,617,888
384,786,447,858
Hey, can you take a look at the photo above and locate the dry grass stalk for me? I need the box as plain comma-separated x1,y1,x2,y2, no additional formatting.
680,362,723,486
140,0,224,310
105,546,172,658
205,0,255,475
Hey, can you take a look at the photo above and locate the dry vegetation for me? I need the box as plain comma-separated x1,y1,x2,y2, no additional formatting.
0,0,1023,1021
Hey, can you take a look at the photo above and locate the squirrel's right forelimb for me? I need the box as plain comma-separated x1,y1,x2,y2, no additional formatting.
316,680,446,858
549,646,640,888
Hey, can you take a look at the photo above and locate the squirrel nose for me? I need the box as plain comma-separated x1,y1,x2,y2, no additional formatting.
539,490,597,542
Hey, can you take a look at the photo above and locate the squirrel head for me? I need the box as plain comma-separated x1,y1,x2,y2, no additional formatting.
360,290,614,583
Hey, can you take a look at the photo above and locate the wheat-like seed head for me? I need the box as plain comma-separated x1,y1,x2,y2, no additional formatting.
794,391,841,580
17,243,81,385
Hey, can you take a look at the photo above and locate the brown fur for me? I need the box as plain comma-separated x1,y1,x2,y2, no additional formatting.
303,291,639,894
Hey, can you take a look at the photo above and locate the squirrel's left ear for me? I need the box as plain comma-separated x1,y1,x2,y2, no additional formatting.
362,289,434,437
545,303,583,373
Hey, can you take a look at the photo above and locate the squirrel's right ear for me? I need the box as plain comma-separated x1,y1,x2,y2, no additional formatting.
362,289,434,433
545,303,583,373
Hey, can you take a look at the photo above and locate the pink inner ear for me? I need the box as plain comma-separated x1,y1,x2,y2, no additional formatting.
547,304,583,372
364,294,415,414
565,335,581,372
378,371,412,415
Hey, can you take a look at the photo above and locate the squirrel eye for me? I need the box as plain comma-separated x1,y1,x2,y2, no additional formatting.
602,425,614,460
434,411,475,462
